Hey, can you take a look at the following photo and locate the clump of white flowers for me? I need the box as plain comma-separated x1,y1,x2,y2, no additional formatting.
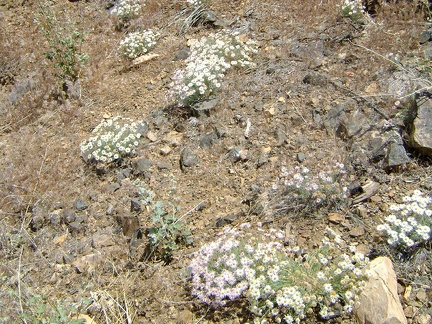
377,190,431,248
169,31,258,107
189,224,369,323
111,0,143,21
339,0,366,21
119,29,160,59
272,162,349,216
186,0,208,7
80,117,147,163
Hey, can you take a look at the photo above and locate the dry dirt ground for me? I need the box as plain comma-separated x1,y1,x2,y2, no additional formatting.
0,0,431,323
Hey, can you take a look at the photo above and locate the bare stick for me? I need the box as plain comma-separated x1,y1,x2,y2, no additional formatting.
175,200,205,225
17,247,26,324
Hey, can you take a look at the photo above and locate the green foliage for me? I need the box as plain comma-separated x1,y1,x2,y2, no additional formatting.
34,1,89,82
16,293,90,324
134,179,155,206
146,201,193,262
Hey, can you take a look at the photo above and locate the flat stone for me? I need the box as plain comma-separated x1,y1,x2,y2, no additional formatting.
75,199,88,211
160,145,172,155
91,233,114,248
132,157,152,175
296,152,307,163
349,226,365,237
72,252,103,274
328,212,345,224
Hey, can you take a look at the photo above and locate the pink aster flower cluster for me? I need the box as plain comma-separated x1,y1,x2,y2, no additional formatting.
189,225,369,323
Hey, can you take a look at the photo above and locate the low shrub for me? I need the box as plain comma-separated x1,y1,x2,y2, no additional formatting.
189,225,369,323
80,117,147,164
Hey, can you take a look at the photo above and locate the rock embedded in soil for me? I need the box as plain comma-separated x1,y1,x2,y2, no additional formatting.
354,256,407,324
75,198,89,211
180,147,200,171
410,97,432,157
132,157,153,175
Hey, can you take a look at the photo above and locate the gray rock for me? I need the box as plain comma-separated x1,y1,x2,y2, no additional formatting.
75,199,88,211
228,146,247,163
130,199,141,213
302,73,327,86
180,148,200,171
132,157,153,175
200,132,218,150
173,47,190,61
385,132,411,168
191,98,219,117
30,202,47,231
62,209,76,224
47,209,62,226
419,30,431,44
410,97,432,157
337,111,368,139
297,152,307,163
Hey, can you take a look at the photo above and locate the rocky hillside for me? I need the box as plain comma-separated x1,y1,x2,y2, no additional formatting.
0,0,431,323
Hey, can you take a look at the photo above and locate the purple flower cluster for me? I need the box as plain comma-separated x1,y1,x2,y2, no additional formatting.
189,225,369,323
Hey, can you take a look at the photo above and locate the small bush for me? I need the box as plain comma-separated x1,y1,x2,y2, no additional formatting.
169,31,258,107
271,163,349,217
189,224,369,323
111,0,143,21
377,190,431,249
146,201,193,262
34,1,89,82
339,0,366,22
80,117,147,164
119,29,160,59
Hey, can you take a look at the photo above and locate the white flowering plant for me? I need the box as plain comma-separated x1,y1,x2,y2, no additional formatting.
111,0,143,21
271,163,349,217
339,0,366,21
80,117,147,163
186,0,209,7
119,29,159,59
377,190,431,249
169,31,258,107
189,224,369,323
